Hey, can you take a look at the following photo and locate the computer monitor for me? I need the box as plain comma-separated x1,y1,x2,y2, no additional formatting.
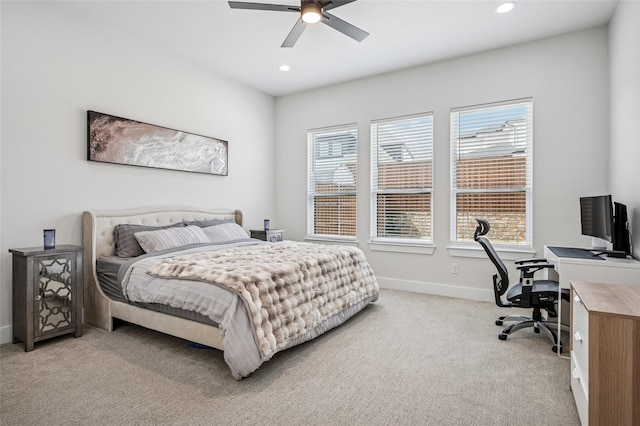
580,194,613,243
613,201,632,255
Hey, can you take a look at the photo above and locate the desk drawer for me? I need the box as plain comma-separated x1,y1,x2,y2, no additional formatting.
571,293,589,387
571,352,589,426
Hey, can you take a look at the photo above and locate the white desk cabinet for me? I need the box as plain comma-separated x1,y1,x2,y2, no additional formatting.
570,281,640,426
543,246,640,346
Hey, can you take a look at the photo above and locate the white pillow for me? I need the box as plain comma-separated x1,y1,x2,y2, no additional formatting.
134,225,210,253
202,223,249,242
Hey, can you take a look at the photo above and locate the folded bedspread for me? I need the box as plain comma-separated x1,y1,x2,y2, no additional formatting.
120,240,379,378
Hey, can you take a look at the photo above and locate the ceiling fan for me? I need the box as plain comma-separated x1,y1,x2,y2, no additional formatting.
228,1,369,48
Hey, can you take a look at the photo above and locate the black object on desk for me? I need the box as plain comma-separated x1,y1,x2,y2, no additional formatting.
606,250,627,258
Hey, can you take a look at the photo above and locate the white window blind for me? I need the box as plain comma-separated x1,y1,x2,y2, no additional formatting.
371,113,433,242
307,124,357,238
451,98,533,246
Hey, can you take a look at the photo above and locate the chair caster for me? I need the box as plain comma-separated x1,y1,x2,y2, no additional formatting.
499,333,508,340
552,345,563,354
495,320,504,326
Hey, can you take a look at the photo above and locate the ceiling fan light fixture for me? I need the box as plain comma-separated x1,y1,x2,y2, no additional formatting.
301,3,322,24
496,1,516,14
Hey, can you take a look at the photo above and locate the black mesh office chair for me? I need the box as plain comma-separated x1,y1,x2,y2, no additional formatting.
474,219,569,352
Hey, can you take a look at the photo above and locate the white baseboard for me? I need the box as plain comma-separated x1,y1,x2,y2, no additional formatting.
0,280,491,345
377,277,494,303
0,324,13,345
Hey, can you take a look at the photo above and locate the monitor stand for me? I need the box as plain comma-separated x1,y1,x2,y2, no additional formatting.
590,237,608,251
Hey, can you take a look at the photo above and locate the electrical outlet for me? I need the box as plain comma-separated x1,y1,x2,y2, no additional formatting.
451,263,459,274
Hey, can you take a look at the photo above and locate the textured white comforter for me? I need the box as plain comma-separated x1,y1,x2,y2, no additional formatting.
120,241,379,379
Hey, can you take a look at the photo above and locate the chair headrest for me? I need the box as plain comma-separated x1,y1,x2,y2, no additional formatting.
474,218,490,241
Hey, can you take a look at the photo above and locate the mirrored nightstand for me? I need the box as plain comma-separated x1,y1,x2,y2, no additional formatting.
9,245,83,351
250,229,284,243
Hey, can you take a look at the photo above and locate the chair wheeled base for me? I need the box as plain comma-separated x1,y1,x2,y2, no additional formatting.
495,306,569,353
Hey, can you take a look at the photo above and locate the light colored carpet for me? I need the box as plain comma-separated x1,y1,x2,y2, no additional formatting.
0,289,579,425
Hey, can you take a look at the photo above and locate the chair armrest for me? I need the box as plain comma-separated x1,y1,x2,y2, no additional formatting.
515,257,547,265
516,262,554,272
517,262,556,284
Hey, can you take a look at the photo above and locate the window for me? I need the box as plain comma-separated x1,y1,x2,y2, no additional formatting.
307,124,357,239
371,113,433,243
450,98,533,246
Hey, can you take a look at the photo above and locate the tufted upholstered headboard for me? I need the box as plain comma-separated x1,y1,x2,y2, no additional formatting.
83,206,242,261
81,206,242,331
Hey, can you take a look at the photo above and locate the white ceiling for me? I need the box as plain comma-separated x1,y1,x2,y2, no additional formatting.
63,0,618,97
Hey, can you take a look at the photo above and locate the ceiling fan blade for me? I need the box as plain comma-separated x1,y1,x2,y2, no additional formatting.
323,0,358,11
322,11,369,42
228,1,299,12
281,18,308,48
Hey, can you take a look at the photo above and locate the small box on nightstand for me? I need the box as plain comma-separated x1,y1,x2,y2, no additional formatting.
250,229,284,243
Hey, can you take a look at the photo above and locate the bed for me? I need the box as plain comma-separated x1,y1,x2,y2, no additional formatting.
82,206,379,378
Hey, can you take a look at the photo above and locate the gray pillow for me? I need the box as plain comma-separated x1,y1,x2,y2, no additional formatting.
181,219,234,228
114,223,183,258
202,223,249,242
134,226,210,254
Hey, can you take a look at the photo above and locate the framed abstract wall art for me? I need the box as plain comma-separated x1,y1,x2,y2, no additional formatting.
87,111,228,176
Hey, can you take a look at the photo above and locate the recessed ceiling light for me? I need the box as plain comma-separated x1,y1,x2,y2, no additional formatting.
496,1,516,14
278,64,291,72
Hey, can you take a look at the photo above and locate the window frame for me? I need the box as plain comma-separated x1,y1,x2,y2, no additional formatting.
370,112,435,250
306,123,358,241
449,98,533,251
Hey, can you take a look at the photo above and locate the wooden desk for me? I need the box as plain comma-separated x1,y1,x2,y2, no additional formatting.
570,281,640,426
543,246,640,353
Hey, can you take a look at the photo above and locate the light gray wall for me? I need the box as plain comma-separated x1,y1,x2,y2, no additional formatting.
275,27,610,299
0,2,276,341
2,2,630,343
609,1,640,259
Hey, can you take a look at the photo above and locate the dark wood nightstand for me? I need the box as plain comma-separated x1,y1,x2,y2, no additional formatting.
9,245,83,351
250,229,284,243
